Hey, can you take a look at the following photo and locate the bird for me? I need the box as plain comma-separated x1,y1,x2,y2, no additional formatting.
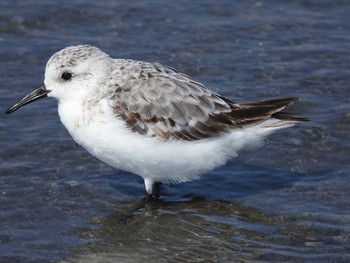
6,45,308,198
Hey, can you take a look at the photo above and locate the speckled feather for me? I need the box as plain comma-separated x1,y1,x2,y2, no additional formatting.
108,60,306,140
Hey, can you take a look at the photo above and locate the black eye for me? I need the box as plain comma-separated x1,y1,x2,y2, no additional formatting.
61,71,72,80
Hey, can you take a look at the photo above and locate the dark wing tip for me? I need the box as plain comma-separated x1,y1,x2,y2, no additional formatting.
269,97,310,123
272,111,310,122
226,96,309,127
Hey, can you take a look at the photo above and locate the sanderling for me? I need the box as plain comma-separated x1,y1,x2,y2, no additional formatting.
6,45,308,197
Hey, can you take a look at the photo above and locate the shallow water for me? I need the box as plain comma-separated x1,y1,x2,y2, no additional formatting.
1,0,349,262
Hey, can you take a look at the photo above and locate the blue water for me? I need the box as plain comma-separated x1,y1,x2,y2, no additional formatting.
1,0,349,262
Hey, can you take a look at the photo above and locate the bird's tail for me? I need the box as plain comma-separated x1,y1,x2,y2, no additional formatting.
229,97,309,128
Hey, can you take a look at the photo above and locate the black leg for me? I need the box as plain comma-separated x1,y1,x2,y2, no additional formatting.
110,182,162,223
114,188,160,223
152,182,161,198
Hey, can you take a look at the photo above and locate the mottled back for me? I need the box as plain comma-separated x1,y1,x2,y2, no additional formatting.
109,60,306,141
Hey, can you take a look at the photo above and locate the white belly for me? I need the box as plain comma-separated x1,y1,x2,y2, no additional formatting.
57,99,275,185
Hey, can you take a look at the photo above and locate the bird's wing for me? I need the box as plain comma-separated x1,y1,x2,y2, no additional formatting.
109,61,303,140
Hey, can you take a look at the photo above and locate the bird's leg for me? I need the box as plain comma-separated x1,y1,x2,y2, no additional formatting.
144,178,161,198
151,182,161,199
114,182,162,222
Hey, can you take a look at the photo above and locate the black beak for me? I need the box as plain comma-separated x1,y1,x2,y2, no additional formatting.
5,84,50,114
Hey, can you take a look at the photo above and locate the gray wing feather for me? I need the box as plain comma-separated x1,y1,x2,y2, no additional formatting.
110,60,306,140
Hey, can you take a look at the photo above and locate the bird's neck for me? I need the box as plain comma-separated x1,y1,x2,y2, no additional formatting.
58,100,81,128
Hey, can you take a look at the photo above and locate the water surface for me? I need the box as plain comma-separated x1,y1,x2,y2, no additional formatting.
0,0,349,262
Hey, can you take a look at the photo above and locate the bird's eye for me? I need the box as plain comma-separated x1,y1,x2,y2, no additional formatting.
61,71,72,81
